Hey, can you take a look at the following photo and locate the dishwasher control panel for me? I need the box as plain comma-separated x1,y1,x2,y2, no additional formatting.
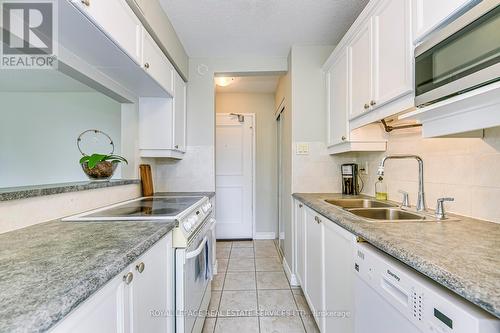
354,242,500,333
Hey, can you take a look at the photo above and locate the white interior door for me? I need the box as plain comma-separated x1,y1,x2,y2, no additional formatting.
215,113,254,239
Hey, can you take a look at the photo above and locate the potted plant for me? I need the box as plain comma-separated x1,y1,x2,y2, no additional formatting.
80,153,128,181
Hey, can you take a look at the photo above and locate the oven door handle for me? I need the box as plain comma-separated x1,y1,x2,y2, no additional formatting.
186,236,208,259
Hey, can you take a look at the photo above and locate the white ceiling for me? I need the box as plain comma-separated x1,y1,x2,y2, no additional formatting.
216,75,280,93
159,0,369,58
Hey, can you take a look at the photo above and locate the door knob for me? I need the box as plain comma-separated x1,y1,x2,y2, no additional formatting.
123,272,134,285
136,262,145,273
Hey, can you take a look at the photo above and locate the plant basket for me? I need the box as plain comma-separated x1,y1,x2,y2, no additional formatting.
81,161,118,181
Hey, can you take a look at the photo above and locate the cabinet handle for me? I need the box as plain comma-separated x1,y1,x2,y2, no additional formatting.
81,0,90,6
370,100,376,106
123,272,134,285
341,136,346,141
364,103,370,109
144,62,150,69
136,262,145,273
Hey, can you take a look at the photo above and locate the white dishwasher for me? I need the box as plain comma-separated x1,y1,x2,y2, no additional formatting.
354,242,500,333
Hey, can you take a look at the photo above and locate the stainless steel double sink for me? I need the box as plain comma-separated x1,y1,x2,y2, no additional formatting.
324,198,433,223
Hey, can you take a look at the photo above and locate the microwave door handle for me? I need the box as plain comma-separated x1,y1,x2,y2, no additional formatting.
185,237,208,259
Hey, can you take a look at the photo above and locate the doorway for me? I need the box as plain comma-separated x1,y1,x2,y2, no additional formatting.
215,113,255,239
276,102,285,256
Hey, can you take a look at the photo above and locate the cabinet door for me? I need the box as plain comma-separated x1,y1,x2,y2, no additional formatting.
132,234,172,333
413,0,472,42
327,48,349,146
305,208,324,331
294,200,306,287
50,270,130,333
142,29,174,96
71,0,141,64
139,98,174,151
324,220,355,333
348,22,373,119
173,72,187,152
372,0,413,109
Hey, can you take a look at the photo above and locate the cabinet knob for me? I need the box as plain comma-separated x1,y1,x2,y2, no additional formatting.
174,145,179,149
81,0,90,6
123,272,134,285
299,204,303,208
364,103,370,109
136,262,145,273
341,136,346,141
314,216,321,224
144,62,150,69
370,100,376,106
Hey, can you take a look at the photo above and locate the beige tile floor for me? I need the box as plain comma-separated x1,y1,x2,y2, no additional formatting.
203,240,320,333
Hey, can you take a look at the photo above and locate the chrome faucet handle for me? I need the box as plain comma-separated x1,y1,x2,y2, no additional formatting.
398,190,410,208
435,197,454,220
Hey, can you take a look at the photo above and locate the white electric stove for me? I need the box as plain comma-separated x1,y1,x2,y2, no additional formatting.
63,195,216,333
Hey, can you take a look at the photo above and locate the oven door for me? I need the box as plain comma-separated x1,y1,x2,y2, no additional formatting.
415,1,500,107
176,217,214,333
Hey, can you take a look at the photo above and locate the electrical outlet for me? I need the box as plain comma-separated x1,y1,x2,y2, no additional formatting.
360,161,369,175
296,143,309,155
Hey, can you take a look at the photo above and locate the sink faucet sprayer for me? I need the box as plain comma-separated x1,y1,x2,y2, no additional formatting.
377,155,426,212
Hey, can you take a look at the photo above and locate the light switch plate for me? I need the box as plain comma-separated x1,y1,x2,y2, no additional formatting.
296,143,309,155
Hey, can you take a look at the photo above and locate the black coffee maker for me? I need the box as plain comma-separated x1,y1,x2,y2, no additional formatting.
341,163,359,195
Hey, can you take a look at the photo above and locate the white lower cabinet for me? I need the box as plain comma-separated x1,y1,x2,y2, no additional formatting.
294,200,306,288
323,216,356,333
296,201,356,333
304,207,325,331
50,233,173,333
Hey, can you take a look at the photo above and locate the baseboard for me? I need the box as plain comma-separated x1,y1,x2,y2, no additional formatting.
283,257,299,286
253,232,276,240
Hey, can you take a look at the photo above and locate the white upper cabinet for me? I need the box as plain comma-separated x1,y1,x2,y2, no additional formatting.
412,0,474,42
71,0,142,64
323,0,416,154
142,28,175,97
326,48,349,147
348,22,373,120
372,0,413,108
173,71,187,153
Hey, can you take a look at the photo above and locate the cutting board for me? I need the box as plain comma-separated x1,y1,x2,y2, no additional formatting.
139,164,154,197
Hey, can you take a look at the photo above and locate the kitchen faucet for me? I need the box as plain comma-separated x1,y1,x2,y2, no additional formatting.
377,155,426,212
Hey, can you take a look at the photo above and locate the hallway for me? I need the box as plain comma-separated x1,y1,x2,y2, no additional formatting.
203,240,319,332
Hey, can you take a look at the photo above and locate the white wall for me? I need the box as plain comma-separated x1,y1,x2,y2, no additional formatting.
357,127,500,223
0,92,122,188
154,56,288,192
215,93,278,235
274,45,361,266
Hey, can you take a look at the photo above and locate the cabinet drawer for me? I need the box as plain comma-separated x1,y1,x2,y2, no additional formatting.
71,0,142,64
142,29,174,96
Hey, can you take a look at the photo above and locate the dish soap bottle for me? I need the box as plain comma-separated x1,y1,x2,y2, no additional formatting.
375,176,388,200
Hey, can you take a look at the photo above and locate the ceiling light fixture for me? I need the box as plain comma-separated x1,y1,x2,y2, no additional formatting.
215,77,235,87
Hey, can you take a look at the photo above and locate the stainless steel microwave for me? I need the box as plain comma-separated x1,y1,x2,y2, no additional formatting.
415,0,500,107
